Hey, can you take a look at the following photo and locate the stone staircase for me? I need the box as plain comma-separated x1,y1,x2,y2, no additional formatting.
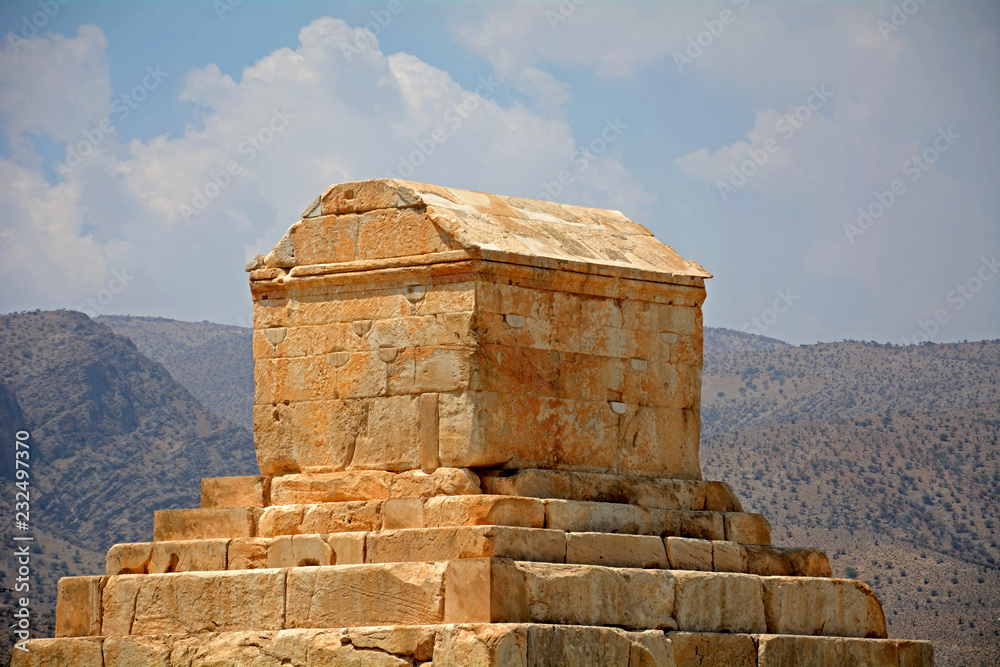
17,179,934,665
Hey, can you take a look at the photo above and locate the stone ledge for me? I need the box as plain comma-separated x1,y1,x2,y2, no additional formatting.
14,626,933,667
53,561,886,639
155,495,772,545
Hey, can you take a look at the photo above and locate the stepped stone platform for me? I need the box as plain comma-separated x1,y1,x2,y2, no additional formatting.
18,179,933,665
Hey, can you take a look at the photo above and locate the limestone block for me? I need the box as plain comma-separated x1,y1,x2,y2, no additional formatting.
673,571,766,634
106,543,152,575
526,624,643,666
567,532,667,568
55,576,105,637
271,470,395,505
285,562,446,628
358,208,452,260
382,497,425,530
424,495,545,528
483,469,712,511
102,636,171,666
667,632,756,667
514,562,677,630
327,532,366,565
755,635,922,666
228,537,269,569
350,395,423,471
711,541,747,574
268,534,334,568
443,559,529,624
102,570,286,635
153,507,254,542
201,475,268,508
724,512,771,545
9,637,104,667
761,577,888,638
651,510,725,541
393,467,482,497
780,547,833,577
368,526,565,564
743,545,794,576
544,498,651,534
896,639,936,666
665,537,713,571
253,398,365,475
704,481,743,512
149,539,229,574
256,500,382,537
433,624,528,667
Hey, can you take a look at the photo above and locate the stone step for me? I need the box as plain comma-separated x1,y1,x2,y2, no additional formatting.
201,468,744,513
155,494,772,545
56,560,885,640
13,626,935,667
105,528,830,578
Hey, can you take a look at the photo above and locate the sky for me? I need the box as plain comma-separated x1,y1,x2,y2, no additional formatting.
0,0,997,345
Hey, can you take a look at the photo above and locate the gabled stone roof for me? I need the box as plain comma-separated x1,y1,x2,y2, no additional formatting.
257,179,710,285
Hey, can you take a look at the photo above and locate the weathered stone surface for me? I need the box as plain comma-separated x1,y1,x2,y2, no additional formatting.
711,540,747,574
201,475,268,508
153,507,254,542
328,532,366,565
484,469,714,510
755,634,929,666
55,576,105,638
286,562,446,628
369,527,565,565
228,537,269,569
761,577,888,639
267,534,334,568
256,500,382,536
514,562,677,630
382,497,425,529
545,498,651,534
651,509,725,541
724,512,772,545
665,537,713,571
149,539,229,574
424,495,546,528
668,631,756,666
673,571,766,634
102,570,286,635
102,636,171,666
106,542,152,575
566,532,668,569
744,545,794,576
781,547,833,577
10,637,103,667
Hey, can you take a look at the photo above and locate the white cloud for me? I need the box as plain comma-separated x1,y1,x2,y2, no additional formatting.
0,18,648,324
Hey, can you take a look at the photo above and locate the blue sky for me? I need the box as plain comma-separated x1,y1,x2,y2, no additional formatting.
0,0,997,344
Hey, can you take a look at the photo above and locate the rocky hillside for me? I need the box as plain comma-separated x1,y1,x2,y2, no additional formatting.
97,315,253,429
0,311,257,663
701,338,1000,666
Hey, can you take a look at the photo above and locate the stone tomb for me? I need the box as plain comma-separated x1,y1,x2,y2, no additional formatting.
19,179,934,666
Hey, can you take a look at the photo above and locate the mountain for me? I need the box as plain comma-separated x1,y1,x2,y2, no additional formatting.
700,339,1000,666
97,315,253,429
0,310,257,664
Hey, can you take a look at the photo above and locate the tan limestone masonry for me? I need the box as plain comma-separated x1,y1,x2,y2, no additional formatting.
20,180,932,667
